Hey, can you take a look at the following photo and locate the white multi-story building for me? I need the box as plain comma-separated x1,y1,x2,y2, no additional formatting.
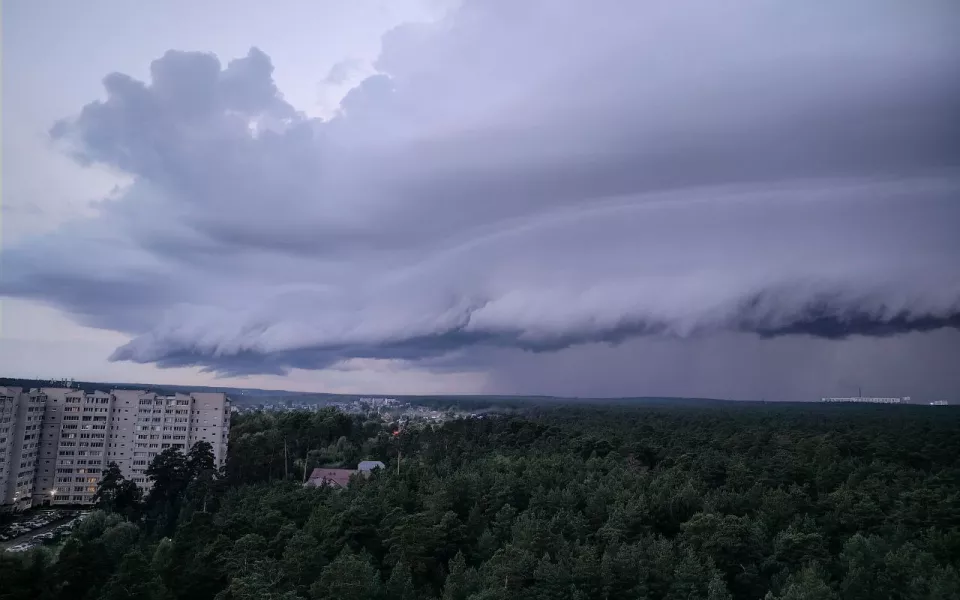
0,387,230,510
108,391,230,487
0,388,20,504
0,387,46,510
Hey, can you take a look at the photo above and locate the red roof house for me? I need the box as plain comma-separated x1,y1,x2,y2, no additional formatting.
305,468,357,489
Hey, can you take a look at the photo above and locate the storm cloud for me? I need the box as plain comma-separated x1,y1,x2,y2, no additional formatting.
3,0,960,393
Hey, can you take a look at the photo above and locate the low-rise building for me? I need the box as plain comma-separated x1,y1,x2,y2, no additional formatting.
305,468,357,489
358,460,385,472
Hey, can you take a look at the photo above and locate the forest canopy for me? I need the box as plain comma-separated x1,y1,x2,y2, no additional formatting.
2,403,959,599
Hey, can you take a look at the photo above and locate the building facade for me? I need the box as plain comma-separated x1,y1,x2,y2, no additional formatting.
0,387,230,510
0,387,46,510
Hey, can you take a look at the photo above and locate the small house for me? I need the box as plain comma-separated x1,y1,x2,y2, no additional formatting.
305,468,357,489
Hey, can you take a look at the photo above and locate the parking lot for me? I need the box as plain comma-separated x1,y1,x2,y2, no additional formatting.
1,509,90,553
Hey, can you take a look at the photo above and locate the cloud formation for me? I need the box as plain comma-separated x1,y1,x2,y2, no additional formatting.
4,0,960,387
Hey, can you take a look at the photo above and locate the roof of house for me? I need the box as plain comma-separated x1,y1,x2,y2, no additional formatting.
358,460,385,472
307,468,357,488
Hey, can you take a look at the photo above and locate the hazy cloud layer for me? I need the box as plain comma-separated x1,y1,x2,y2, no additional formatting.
3,0,960,394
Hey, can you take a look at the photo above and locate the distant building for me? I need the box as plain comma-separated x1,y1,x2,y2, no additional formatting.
820,396,909,404
358,460,385,472
929,400,950,406
306,462,385,489
305,468,357,489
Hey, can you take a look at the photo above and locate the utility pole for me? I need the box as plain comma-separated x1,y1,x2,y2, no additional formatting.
303,448,315,483
395,427,401,475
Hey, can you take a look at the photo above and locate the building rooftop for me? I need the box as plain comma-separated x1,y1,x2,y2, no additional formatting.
358,460,385,472
306,468,357,489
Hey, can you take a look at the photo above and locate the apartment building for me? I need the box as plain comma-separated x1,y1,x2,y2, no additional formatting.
0,387,230,510
0,387,46,510
109,391,230,487
34,388,116,505
32,388,71,505
0,388,17,501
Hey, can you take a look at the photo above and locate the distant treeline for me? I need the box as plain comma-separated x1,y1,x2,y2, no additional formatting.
1,376,834,410
234,393,741,411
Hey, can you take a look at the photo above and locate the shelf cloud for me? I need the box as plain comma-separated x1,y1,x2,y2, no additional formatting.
3,0,959,390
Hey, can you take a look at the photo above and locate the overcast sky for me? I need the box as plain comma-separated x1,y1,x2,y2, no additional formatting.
3,0,959,401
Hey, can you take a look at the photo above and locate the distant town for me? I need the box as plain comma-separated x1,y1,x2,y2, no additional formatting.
230,395,496,424
820,395,951,406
